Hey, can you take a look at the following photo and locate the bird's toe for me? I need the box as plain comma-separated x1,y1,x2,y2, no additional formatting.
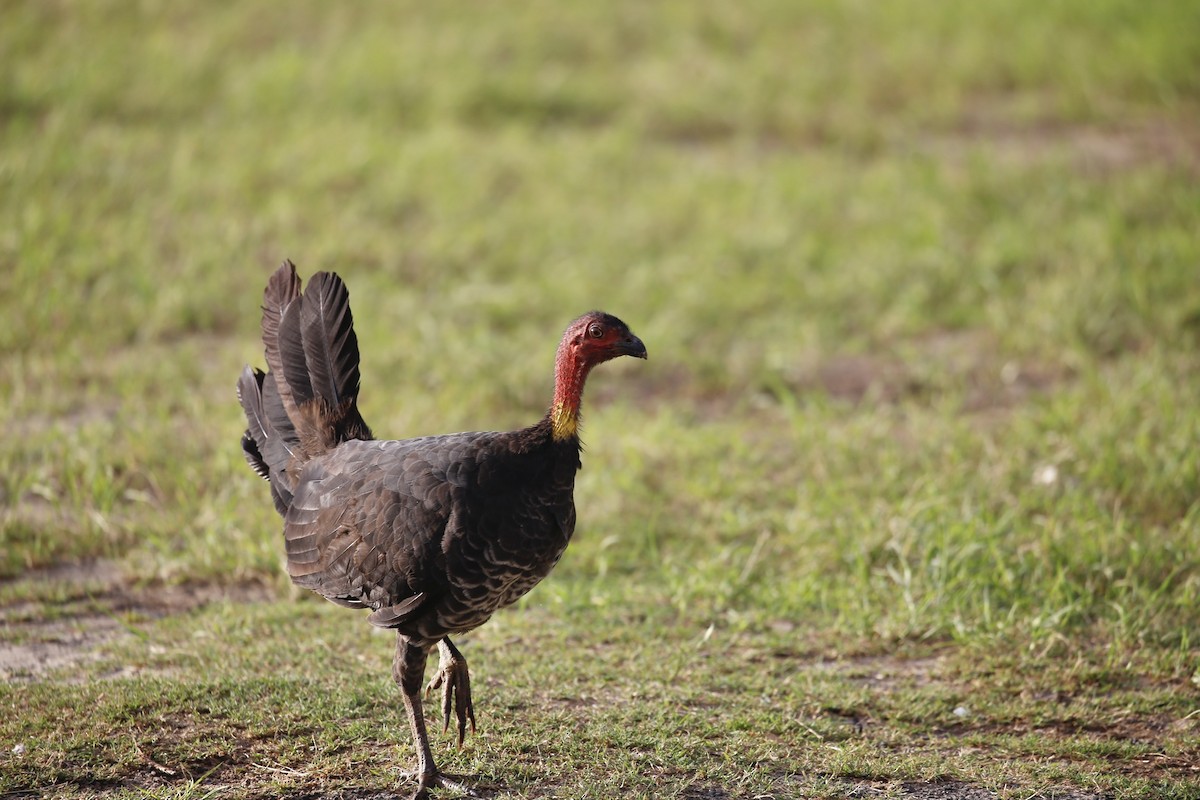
406,769,482,799
426,651,476,745
452,664,476,746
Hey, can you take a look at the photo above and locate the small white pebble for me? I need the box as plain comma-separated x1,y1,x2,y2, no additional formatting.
12,743,26,756
953,706,970,718
1032,464,1058,486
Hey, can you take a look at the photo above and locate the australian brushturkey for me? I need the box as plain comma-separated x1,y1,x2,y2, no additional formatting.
236,261,646,798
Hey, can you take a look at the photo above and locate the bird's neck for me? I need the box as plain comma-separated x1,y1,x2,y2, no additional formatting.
550,349,593,442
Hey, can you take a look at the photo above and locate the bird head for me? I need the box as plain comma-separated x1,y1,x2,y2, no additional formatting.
550,311,646,441
562,311,648,367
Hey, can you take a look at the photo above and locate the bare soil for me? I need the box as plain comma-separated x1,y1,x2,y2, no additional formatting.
922,113,1200,176
0,559,272,681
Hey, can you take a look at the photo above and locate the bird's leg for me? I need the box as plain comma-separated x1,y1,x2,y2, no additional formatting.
393,635,478,799
425,637,476,746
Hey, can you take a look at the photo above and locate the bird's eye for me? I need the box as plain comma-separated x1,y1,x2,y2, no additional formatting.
587,323,604,339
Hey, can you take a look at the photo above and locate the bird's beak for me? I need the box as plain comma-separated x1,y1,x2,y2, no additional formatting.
616,334,648,360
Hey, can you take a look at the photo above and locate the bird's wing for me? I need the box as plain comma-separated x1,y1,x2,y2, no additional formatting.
366,593,429,628
281,434,490,623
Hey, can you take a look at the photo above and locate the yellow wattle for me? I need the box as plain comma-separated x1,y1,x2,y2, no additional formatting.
551,402,578,441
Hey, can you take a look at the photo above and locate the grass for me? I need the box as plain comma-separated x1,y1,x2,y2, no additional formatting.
2,0,1199,797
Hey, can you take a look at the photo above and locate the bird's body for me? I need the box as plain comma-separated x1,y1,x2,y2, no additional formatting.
237,261,645,798
283,424,580,642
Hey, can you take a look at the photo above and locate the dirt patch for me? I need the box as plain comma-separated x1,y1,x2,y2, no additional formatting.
813,653,951,690
7,402,122,440
819,777,1107,800
782,329,1068,416
921,113,1200,176
819,778,996,799
957,713,1200,783
598,329,1069,426
658,105,1200,177
0,614,122,681
0,559,273,682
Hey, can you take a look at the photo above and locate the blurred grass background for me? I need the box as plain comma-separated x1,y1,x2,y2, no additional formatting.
2,1,1199,797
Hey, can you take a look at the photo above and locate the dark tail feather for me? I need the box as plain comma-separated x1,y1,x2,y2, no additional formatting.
279,270,372,455
237,366,272,481
261,369,295,449
236,260,311,515
236,365,293,515
300,272,361,411
277,293,314,406
261,261,308,423
242,262,372,496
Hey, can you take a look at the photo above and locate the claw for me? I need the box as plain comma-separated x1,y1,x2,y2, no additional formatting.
424,638,477,746
402,769,481,800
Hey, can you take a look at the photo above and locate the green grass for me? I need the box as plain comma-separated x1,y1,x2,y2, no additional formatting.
2,1,1199,798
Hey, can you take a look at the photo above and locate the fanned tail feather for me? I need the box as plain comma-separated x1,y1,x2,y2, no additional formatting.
236,365,292,514
237,261,372,518
289,271,372,454
261,261,306,426
237,366,272,481
300,272,361,411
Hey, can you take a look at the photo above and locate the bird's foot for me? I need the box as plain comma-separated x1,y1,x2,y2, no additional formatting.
425,640,476,746
402,768,481,800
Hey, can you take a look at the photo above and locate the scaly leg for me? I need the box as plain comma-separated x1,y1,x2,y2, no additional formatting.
425,637,476,746
393,635,478,799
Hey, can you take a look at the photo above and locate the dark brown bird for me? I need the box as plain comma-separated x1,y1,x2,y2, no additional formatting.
236,261,646,798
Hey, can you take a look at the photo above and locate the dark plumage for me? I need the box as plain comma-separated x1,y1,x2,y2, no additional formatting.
236,261,647,798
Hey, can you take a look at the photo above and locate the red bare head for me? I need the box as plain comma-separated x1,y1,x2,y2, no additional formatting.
551,311,646,441
560,311,648,367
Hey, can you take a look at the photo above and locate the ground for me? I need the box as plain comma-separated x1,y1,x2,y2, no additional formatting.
6,560,1172,799
3,2,1200,798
